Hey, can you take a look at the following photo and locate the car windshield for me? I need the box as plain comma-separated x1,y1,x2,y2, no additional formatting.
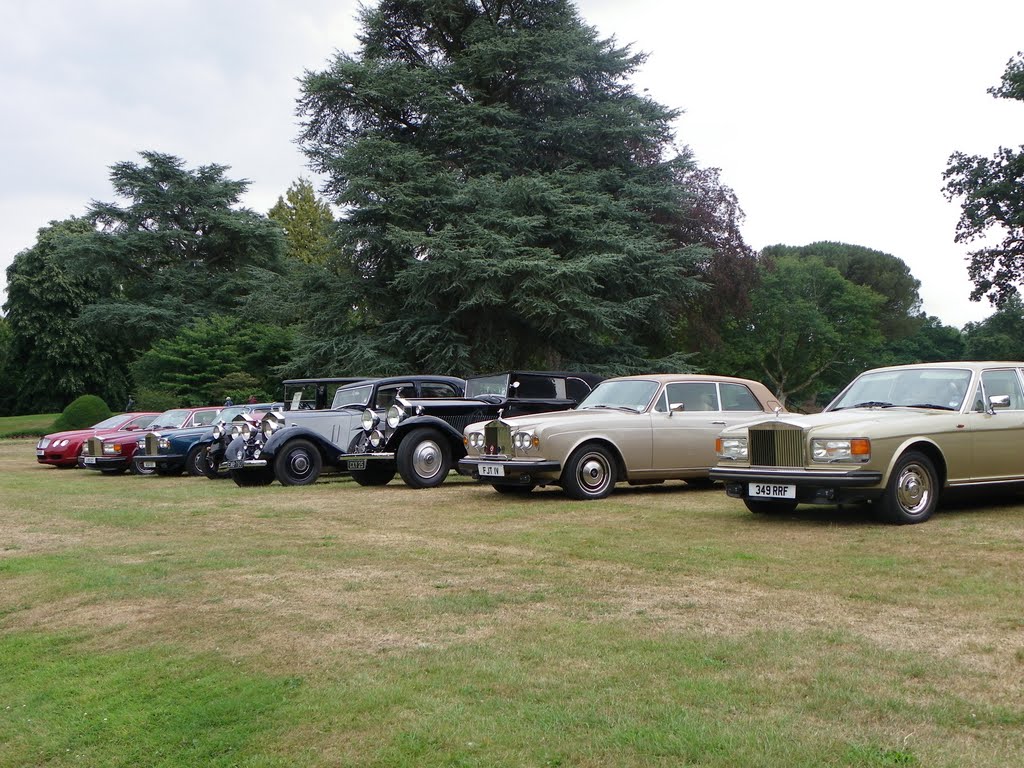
150,409,192,429
332,383,374,408
466,374,510,398
830,368,973,411
218,406,249,422
578,380,660,412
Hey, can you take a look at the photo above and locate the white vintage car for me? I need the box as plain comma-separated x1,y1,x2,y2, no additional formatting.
458,374,783,499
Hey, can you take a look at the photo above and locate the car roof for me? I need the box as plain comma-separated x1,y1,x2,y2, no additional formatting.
335,375,466,388
862,361,1024,374
601,373,767,386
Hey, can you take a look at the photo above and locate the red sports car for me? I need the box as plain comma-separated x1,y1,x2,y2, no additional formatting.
36,412,159,468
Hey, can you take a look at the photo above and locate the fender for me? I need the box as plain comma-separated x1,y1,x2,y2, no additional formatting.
386,415,465,451
261,425,345,461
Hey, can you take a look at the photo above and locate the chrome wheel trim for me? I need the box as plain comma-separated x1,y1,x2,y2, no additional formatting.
411,439,443,480
576,451,611,495
895,462,931,515
288,449,312,478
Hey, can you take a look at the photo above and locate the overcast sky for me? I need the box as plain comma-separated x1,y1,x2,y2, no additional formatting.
2,0,1021,329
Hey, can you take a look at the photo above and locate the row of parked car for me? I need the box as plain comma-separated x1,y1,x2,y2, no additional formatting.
35,362,1024,524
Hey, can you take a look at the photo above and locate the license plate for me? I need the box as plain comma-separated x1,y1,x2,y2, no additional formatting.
347,459,367,470
143,461,156,469
478,463,505,477
36,450,45,456
223,460,244,470
749,482,795,499
84,457,96,465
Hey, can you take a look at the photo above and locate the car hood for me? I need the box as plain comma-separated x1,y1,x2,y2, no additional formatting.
465,406,632,434
720,407,959,437
42,428,96,440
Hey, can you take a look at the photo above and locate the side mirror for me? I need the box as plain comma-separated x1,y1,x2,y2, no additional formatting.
669,402,686,413
989,394,1011,413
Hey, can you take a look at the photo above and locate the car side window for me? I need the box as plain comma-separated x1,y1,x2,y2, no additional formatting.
665,382,718,411
374,384,413,409
419,382,460,398
980,369,1024,410
720,383,761,411
652,389,669,413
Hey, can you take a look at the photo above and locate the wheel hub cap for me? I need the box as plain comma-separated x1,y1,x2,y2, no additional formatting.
413,441,441,478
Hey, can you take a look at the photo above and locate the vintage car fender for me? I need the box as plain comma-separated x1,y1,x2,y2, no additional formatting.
386,415,465,451
879,435,947,487
260,425,349,461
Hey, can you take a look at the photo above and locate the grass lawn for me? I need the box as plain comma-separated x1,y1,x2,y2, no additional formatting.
1,437,1022,767
0,413,60,439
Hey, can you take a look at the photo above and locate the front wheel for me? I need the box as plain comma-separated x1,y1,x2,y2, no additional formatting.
396,428,452,488
561,443,616,500
274,439,323,486
185,445,207,477
231,467,275,487
875,451,938,524
351,462,396,486
744,499,798,515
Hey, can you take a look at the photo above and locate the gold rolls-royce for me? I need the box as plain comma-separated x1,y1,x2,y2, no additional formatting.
710,361,1024,524
458,374,783,499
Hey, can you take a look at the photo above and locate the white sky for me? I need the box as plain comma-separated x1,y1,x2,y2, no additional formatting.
1,0,1021,329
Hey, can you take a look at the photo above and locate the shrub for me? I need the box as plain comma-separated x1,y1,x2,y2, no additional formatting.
51,395,112,432
134,388,179,413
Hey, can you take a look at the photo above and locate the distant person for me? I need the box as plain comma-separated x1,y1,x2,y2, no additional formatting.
248,394,258,404
224,396,234,407
125,395,135,412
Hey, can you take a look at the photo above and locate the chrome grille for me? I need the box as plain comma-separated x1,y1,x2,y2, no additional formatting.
483,421,511,456
87,437,103,456
441,414,485,434
749,425,804,467
145,433,161,455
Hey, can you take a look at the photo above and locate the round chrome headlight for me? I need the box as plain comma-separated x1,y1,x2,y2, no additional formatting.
467,432,484,449
361,409,378,432
386,404,406,429
368,429,385,448
261,413,283,439
212,425,223,440
136,439,145,450
513,432,535,452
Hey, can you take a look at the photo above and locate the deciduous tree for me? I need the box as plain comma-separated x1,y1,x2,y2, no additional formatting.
268,178,336,264
944,51,1024,307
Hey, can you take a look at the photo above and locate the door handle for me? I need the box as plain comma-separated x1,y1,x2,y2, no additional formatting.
712,421,726,425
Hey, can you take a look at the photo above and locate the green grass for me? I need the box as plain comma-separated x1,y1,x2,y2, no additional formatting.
2,438,1023,766
0,412,60,438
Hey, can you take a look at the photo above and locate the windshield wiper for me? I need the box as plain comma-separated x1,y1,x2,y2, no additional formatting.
584,404,639,412
903,403,956,411
835,401,894,410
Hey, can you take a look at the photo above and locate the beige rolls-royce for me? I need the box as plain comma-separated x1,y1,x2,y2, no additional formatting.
458,374,783,499
710,361,1024,524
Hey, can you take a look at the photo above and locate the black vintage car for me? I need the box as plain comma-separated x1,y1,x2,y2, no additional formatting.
223,376,466,487
339,371,604,489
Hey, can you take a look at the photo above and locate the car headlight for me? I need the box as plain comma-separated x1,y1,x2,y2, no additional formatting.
466,432,484,449
103,443,122,455
136,439,145,451
361,409,379,432
716,437,748,461
386,404,406,429
212,424,223,440
368,429,385,448
512,431,537,452
811,438,870,463
261,413,283,439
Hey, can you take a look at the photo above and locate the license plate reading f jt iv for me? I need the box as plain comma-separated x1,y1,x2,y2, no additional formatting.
478,463,505,477
750,483,796,499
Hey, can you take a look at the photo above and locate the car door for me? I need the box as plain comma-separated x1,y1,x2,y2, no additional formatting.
966,368,1024,481
650,382,726,471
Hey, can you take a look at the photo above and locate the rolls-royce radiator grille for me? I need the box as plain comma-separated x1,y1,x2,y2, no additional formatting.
441,414,482,434
87,438,103,456
750,427,804,467
483,421,511,456
146,434,161,455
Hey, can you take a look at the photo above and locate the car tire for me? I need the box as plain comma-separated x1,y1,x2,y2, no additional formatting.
396,428,452,488
185,446,207,477
351,462,396,486
130,458,156,476
561,443,616,500
274,439,323,486
875,450,938,524
491,483,536,495
744,499,798,514
230,468,274,487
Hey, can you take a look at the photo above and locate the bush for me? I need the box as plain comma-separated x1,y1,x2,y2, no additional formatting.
51,395,112,432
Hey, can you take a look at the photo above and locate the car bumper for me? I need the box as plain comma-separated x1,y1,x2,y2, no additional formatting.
457,457,562,484
37,452,76,466
79,456,131,470
133,453,185,471
709,466,885,505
